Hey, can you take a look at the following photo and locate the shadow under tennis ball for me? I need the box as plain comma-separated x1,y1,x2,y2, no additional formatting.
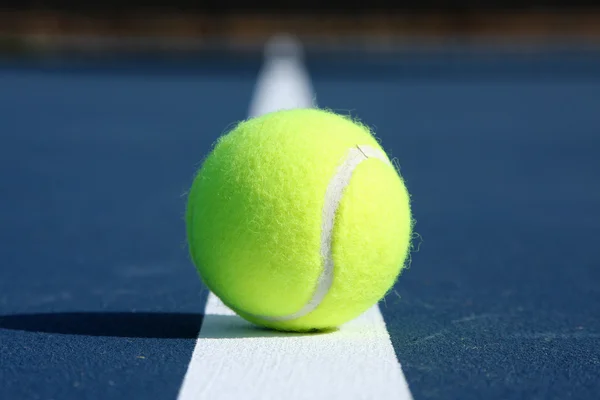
0,312,334,339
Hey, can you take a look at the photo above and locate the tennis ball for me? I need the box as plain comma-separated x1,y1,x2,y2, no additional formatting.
186,108,412,332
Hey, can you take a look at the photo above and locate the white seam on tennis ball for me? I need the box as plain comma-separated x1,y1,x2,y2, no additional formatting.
253,144,391,323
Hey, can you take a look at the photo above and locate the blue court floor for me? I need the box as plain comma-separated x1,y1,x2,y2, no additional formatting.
1,48,599,399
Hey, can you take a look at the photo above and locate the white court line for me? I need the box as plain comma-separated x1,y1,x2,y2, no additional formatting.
178,294,412,400
178,34,413,400
247,34,316,117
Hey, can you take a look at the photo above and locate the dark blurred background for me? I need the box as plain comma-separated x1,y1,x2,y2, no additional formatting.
1,2,599,56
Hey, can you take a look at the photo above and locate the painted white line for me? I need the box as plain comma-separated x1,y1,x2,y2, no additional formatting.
178,294,413,400
248,34,316,117
178,34,413,400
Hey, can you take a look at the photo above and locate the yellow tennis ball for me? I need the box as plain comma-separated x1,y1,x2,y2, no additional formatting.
186,108,413,332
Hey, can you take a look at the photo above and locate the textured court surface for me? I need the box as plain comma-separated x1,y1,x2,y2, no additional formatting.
1,48,600,399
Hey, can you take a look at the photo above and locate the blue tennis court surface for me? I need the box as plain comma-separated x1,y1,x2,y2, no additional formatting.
1,48,599,399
